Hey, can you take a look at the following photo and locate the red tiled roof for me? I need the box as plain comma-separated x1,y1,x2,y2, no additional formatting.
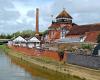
56,10,72,19
67,23,100,35
85,31,100,42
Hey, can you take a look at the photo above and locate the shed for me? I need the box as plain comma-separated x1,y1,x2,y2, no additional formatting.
13,36,27,47
27,37,40,48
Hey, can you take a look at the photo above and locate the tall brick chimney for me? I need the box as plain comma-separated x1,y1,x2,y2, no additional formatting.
35,8,39,36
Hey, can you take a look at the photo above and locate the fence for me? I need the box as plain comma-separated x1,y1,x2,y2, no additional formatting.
67,53,100,69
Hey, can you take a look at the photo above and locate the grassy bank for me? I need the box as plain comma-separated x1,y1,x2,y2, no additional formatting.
10,54,84,80
0,45,85,80
0,45,86,80
0,45,11,52
0,45,100,80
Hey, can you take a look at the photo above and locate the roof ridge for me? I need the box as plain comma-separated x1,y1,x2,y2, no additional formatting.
56,9,72,19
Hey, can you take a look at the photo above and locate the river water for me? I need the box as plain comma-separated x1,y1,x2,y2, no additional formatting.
0,52,47,80
0,51,84,80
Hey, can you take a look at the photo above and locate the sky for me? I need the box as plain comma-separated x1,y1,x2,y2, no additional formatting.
0,0,100,34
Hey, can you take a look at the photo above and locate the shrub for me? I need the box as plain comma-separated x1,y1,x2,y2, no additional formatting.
57,50,64,61
81,44,92,50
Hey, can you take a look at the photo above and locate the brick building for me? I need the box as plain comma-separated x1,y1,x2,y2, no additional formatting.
46,9,100,43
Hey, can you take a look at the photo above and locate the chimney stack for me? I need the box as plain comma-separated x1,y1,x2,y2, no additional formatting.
35,8,39,36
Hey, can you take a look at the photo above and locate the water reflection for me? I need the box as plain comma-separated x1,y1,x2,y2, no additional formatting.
0,52,84,80
0,52,46,80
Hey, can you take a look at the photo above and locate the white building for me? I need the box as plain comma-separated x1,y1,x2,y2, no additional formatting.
27,37,40,48
7,40,13,46
13,36,27,47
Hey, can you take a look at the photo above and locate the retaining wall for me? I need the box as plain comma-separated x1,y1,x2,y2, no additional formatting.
67,53,100,69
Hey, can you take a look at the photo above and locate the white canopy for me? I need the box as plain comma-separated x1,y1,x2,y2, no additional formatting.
28,37,40,42
13,36,27,42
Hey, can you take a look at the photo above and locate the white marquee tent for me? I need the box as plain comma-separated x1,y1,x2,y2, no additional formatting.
27,37,40,48
13,36,27,47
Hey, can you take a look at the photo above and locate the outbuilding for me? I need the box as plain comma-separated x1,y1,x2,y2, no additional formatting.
13,36,27,47
27,37,40,48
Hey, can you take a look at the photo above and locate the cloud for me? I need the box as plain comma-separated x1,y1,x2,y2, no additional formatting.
0,20,35,34
73,12,100,24
0,0,21,34
26,9,50,31
0,10,20,21
25,1,53,32
1,0,100,34
0,0,14,9
50,0,100,24
0,0,35,34
27,10,35,18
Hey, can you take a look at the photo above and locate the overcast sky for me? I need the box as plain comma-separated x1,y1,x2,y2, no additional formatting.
0,0,100,34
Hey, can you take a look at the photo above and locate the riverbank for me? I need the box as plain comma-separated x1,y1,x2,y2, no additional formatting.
0,45,100,80
0,45,84,80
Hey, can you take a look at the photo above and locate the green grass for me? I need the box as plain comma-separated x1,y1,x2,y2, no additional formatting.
32,56,60,65
10,54,86,80
0,45,11,53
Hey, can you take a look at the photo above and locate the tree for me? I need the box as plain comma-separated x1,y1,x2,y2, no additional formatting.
41,30,48,36
12,30,35,38
21,30,35,38
57,50,64,61
12,31,21,38
6,34,12,39
0,34,6,39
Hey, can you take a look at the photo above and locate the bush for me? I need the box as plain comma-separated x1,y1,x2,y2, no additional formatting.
97,34,100,43
81,44,92,50
57,50,64,61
